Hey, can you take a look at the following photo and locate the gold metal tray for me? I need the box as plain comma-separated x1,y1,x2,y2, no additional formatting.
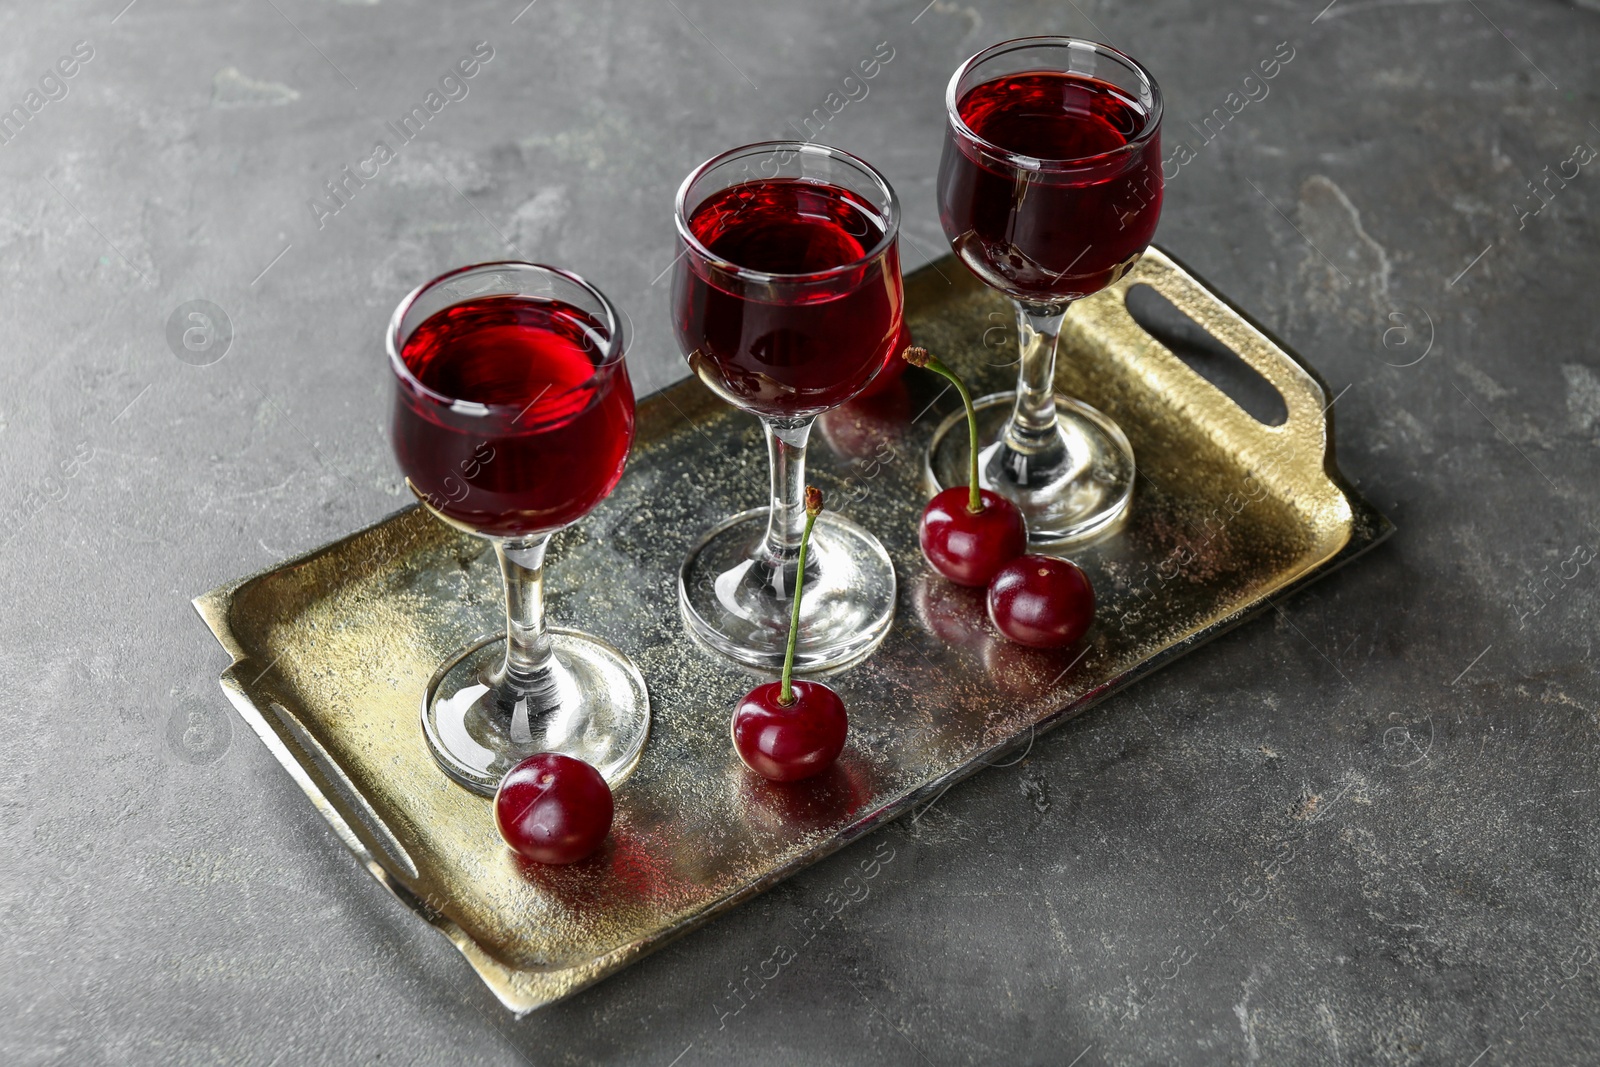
194,249,1391,1014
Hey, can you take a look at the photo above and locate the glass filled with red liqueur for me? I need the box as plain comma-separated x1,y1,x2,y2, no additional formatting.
389,262,648,795
672,142,903,671
931,37,1163,544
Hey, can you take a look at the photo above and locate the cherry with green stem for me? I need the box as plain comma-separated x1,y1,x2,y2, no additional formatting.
903,346,1027,587
732,486,848,782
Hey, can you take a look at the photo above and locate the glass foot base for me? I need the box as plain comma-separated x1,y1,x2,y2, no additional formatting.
678,508,896,672
421,628,650,796
927,391,1135,546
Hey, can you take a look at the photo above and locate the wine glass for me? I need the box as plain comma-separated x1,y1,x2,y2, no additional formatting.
388,262,649,795
929,37,1164,544
672,142,904,671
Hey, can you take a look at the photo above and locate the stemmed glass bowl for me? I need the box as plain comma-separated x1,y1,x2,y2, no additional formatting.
929,36,1164,545
388,262,649,795
671,141,905,671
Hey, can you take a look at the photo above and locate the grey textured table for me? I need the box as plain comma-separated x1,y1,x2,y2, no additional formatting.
4,1,1597,1064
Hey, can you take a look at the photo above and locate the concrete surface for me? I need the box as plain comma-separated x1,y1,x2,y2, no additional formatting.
2,0,1598,1064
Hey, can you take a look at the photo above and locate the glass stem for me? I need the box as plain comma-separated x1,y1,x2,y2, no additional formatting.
1005,299,1072,456
492,533,559,745
758,416,816,594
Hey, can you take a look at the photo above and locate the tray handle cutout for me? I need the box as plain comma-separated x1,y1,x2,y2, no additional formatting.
267,700,421,882
1110,249,1335,493
1124,282,1288,427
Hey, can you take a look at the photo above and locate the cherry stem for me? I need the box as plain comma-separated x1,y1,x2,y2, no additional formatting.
903,346,982,513
780,486,823,706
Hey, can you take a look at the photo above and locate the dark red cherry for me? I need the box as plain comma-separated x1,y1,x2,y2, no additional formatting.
494,752,613,864
732,680,848,782
737,487,847,781
919,486,1027,587
987,555,1095,649
901,345,1029,585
